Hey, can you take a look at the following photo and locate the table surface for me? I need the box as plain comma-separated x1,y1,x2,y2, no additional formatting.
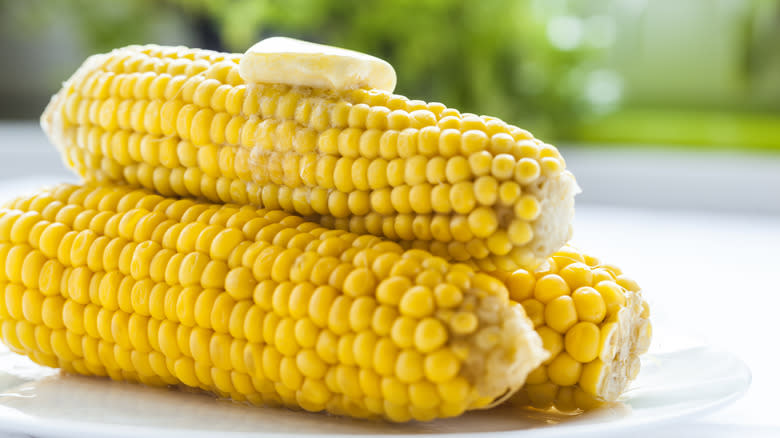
1,122,779,437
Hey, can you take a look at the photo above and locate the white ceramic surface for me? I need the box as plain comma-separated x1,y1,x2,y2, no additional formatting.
0,341,749,438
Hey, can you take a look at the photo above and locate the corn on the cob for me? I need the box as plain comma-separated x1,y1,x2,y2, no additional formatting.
41,43,578,272
0,183,547,422
494,246,652,412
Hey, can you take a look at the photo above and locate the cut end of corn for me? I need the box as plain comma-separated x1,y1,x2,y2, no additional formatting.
41,43,577,271
0,183,548,422
525,171,578,266
494,245,651,412
465,302,549,409
239,37,397,92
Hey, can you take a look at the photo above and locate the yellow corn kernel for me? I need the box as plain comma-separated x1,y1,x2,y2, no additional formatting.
525,365,547,385
545,296,578,334
564,322,600,363
594,281,627,315
571,287,607,324
498,181,521,205
414,317,448,353
467,207,498,239
399,286,434,318
558,262,593,290
514,195,541,222
534,274,570,303
514,158,541,184
505,269,535,302
547,352,581,386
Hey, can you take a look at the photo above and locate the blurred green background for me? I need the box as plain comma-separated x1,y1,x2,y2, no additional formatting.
1,0,778,149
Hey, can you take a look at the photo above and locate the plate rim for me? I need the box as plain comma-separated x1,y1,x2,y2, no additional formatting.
0,345,751,438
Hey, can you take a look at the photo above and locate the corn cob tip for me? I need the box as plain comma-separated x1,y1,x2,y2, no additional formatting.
41,52,112,157
41,85,65,153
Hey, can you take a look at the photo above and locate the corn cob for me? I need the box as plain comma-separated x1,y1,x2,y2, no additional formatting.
0,183,547,422
494,246,652,412
41,43,578,272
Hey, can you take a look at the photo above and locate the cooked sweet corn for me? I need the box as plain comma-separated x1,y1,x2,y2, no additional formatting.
0,183,547,422
493,246,652,412
41,43,578,271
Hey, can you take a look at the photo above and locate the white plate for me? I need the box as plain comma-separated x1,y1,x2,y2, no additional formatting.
0,341,749,438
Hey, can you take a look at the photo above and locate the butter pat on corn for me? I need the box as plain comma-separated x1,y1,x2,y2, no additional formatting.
239,37,397,92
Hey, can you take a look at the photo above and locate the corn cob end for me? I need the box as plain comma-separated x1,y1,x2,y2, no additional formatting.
498,246,652,412
523,170,578,268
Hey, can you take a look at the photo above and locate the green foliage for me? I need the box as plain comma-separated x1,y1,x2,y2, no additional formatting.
3,0,777,148
3,0,173,52
0,0,604,138
578,108,780,151
167,0,599,139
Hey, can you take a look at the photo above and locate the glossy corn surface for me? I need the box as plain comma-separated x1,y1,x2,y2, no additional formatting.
0,183,546,422
494,246,652,412
42,44,577,271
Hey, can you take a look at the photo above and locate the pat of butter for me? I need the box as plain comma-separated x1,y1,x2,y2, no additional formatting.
238,37,396,92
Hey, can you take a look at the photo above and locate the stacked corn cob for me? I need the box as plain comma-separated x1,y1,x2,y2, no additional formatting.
41,42,578,272
0,38,650,421
0,184,546,421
